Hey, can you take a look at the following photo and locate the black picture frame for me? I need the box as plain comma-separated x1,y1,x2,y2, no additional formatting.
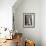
23,13,35,28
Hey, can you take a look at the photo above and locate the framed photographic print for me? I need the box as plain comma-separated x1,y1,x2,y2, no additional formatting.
23,13,35,28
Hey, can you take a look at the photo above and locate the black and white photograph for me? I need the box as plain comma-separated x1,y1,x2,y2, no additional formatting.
23,13,35,28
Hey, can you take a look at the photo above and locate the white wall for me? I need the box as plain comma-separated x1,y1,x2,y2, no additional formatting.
0,0,16,30
13,0,41,46
41,0,46,46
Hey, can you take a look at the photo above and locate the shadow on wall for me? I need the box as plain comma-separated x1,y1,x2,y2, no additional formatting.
12,0,41,46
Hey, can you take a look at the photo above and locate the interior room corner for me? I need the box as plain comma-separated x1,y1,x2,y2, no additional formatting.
0,0,46,46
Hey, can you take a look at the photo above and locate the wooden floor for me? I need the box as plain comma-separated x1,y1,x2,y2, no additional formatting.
0,39,16,46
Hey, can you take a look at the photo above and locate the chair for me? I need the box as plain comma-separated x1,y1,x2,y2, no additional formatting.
14,33,23,46
25,40,35,46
